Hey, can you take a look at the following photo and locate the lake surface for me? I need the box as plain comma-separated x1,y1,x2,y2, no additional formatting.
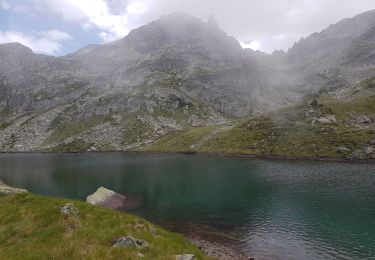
0,153,374,260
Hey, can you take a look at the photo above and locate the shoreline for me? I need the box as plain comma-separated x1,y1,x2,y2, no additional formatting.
1,149,375,164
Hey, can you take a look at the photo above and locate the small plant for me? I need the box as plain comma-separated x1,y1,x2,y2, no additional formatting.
310,99,319,107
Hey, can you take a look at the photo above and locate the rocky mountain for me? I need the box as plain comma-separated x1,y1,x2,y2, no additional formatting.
0,10,374,153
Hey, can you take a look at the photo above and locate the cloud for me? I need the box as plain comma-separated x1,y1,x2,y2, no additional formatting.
0,30,73,55
0,0,10,10
34,0,145,42
3,0,375,53
128,0,375,52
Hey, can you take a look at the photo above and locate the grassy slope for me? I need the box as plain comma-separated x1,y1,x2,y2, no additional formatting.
145,78,375,159
0,193,208,260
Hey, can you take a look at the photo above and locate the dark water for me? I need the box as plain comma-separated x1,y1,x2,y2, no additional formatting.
0,153,374,260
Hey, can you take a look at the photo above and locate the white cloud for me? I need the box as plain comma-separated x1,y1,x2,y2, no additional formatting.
34,0,147,42
4,0,375,52
0,0,10,10
241,40,262,51
0,30,73,55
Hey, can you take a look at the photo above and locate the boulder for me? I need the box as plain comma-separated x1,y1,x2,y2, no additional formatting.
175,254,197,260
365,146,374,155
337,147,351,153
86,187,142,211
112,236,149,249
87,187,117,205
0,180,28,195
312,114,338,125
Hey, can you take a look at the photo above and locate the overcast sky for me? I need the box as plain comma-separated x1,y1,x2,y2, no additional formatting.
0,0,374,55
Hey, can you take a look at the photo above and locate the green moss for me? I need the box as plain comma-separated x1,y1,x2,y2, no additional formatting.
0,193,207,260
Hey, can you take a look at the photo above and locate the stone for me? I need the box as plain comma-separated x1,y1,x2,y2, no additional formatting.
0,180,28,195
87,187,116,205
112,236,149,249
175,254,197,260
60,203,79,218
365,146,374,155
358,116,372,124
337,147,351,153
315,115,337,124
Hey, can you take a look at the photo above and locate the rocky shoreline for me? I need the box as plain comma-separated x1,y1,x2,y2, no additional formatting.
187,235,253,260
0,179,28,195
85,187,255,259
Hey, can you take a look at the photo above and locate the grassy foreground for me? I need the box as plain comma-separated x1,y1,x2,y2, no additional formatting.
0,193,208,260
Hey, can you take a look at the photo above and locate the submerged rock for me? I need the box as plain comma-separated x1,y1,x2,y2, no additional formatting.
0,180,28,195
175,254,197,260
112,235,149,249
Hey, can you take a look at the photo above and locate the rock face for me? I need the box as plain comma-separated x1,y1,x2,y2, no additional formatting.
0,180,28,195
112,236,149,249
0,11,374,152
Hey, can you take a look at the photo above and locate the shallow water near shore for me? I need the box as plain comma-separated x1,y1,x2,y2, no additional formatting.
0,152,374,259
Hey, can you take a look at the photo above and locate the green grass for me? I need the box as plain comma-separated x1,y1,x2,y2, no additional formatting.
47,116,110,144
319,95,375,121
144,127,215,153
0,193,208,260
199,122,374,158
44,139,93,153
121,114,153,145
145,94,375,159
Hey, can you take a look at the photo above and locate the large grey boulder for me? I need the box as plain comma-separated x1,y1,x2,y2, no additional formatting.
86,187,135,210
87,187,117,205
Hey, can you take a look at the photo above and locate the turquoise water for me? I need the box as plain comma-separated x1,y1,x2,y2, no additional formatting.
0,153,374,260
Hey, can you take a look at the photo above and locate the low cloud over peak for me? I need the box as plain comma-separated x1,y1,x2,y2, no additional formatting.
0,0,374,55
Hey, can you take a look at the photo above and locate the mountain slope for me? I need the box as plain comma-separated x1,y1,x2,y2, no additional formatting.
146,77,375,160
0,11,374,155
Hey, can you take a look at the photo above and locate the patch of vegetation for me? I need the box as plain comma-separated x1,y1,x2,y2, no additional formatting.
46,115,110,144
121,114,154,145
45,139,93,153
199,121,373,158
144,126,215,153
319,94,375,121
0,122,10,130
0,193,207,260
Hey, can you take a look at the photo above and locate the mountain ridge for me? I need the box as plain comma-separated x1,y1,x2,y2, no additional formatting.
0,10,374,155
